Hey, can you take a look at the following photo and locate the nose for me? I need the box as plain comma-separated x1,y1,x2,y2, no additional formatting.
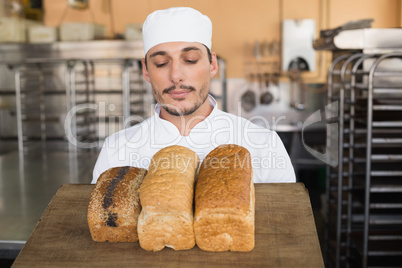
170,61,185,84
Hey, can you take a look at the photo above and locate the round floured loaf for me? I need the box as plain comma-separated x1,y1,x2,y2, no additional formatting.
88,166,147,242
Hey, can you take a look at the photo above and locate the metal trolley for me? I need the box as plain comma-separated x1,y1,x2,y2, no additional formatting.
325,52,402,268
7,57,148,154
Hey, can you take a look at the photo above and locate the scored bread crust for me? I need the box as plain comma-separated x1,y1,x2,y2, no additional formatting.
137,145,200,251
194,144,255,252
88,166,147,242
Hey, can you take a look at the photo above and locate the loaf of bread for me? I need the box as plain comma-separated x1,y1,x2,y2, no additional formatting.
137,145,200,251
88,166,147,242
194,144,255,252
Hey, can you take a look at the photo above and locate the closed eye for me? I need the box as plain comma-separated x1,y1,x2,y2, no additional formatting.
155,62,167,68
186,60,198,64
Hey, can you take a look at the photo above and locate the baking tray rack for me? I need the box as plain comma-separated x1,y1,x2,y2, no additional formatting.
7,58,148,154
325,52,402,268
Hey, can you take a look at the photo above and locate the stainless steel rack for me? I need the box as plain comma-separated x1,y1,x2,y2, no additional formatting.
64,60,97,152
4,57,149,154
10,60,80,153
325,52,402,268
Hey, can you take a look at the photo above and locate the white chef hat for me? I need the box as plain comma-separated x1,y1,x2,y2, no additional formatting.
142,7,212,55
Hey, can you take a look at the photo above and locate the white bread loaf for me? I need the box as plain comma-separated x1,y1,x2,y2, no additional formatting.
137,145,200,251
194,144,255,252
88,166,147,242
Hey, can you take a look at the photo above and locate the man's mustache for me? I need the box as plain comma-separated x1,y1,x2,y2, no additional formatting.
163,85,195,94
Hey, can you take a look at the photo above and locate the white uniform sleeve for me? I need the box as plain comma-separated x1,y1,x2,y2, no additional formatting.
271,132,296,182
252,131,296,183
91,141,111,184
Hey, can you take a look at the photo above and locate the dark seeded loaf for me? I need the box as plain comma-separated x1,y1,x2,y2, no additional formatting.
88,166,147,242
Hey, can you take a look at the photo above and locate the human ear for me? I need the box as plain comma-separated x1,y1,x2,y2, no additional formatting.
210,52,219,78
142,58,151,83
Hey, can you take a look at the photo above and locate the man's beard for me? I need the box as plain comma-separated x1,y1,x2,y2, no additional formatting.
153,83,209,116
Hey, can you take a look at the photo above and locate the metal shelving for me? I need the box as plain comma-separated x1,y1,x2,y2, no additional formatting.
64,60,97,151
325,52,402,268
12,61,69,153
4,57,150,154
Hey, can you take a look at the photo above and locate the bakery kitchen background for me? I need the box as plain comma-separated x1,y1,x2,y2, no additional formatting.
1,1,402,268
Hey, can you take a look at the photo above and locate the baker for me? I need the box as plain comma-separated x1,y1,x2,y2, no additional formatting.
92,7,296,184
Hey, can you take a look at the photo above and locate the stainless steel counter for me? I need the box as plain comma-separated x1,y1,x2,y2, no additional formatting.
0,150,99,257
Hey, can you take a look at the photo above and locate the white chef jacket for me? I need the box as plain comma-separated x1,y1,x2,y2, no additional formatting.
92,95,296,184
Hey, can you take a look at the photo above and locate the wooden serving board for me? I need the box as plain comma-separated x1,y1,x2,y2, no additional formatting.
13,183,324,267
